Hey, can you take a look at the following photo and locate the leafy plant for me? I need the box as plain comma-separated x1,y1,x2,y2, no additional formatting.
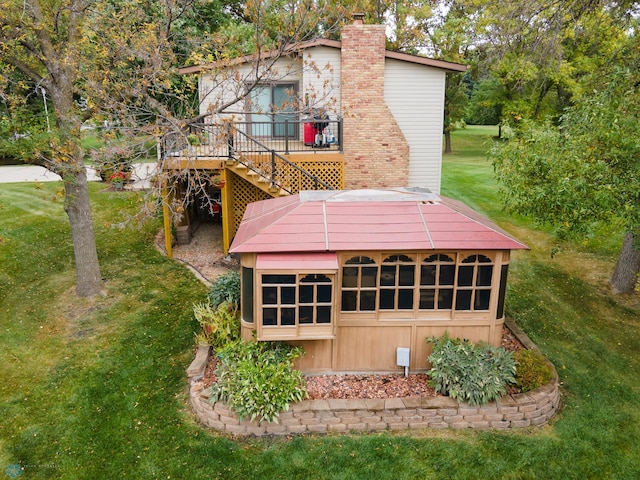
193,299,240,348
90,145,133,182
513,349,555,392
210,340,307,423
187,133,202,146
208,270,240,307
427,332,516,406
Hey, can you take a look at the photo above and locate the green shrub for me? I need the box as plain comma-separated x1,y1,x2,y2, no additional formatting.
513,349,555,392
90,145,133,182
210,340,307,423
208,270,240,307
427,333,516,406
193,299,240,349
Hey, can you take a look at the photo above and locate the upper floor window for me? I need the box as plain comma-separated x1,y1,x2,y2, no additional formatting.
248,83,298,138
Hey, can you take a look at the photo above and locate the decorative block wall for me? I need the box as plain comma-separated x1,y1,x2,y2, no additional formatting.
186,318,561,437
189,375,559,436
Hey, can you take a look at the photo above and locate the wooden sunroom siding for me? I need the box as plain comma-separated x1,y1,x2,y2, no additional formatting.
384,59,446,194
335,326,413,372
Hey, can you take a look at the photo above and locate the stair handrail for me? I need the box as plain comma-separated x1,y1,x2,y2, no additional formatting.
226,124,334,193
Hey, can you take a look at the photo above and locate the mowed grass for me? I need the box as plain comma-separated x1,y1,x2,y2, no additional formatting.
0,130,639,479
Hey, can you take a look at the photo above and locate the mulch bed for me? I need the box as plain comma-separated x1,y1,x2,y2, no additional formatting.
201,326,525,399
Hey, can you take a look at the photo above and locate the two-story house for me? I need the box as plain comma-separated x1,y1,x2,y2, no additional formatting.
168,17,529,374
162,15,467,253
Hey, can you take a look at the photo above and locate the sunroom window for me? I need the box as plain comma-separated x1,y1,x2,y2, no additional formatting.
339,252,497,317
241,267,254,323
261,274,296,326
298,274,333,325
341,256,378,312
380,254,415,310
419,254,455,310
260,273,334,331
455,255,494,311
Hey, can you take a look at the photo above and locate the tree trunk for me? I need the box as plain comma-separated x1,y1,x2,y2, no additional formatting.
444,131,452,154
64,168,104,297
609,231,640,295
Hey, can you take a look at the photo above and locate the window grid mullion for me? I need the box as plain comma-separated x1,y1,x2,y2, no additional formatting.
452,254,461,311
298,281,316,325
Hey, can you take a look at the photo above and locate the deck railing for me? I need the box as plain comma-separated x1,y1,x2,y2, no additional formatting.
160,118,337,194
162,118,342,159
230,119,342,155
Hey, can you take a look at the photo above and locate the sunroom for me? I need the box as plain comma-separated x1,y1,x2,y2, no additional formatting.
230,188,528,373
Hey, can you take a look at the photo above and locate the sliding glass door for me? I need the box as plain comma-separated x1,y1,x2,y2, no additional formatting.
248,83,298,138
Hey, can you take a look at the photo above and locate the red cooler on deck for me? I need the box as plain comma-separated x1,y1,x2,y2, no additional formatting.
303,122,318,145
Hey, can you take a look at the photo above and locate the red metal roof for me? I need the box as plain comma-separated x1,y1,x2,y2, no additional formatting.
256,253,339,270
230,189,528,254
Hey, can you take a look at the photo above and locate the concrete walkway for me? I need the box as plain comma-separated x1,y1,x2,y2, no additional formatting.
0,163,157,189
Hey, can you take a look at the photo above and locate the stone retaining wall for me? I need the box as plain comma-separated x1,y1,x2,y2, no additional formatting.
189,373,559,436
187,319,560,436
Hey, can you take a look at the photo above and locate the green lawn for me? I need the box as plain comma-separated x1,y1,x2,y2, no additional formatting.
1,129,639,479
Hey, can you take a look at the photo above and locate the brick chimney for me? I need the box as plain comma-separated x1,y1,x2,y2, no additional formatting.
341,15,409,189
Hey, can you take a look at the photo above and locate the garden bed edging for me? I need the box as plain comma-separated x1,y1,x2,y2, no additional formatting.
186,319,560,436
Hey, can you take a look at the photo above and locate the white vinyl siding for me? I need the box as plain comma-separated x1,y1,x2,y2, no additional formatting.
199,57,304,121
384,59,446,194
196,48,448,195
301,47,342,118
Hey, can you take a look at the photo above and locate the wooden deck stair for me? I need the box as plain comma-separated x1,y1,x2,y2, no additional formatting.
224,159,290,197
219,123,339,200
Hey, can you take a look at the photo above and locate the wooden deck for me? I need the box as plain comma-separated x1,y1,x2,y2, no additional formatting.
163,144,342,171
